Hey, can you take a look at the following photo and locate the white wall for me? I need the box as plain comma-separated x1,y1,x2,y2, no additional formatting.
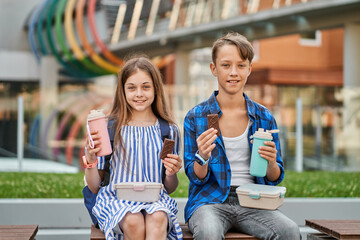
0,0,42,51
0,50,39,80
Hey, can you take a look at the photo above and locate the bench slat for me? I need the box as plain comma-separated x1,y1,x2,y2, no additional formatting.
91,224,106,240
180,223,258,240
0,225,38,240
306,220,360,240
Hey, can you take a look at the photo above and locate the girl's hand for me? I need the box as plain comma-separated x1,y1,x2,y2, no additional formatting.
258,141,278,166
196,128,218,161
85,130,101,164
162,154,182,176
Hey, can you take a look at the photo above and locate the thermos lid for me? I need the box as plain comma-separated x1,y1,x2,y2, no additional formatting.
87,109,105,121
251,128,279,140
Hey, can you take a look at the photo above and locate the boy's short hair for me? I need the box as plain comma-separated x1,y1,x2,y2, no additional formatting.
212,32,254,64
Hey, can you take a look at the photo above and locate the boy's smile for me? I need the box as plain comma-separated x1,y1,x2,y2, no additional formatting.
227,80,240,85
210,44,252,96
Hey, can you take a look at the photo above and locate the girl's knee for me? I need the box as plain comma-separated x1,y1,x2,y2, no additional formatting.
121,212,145,233
146,211,168,227
145,211,168,239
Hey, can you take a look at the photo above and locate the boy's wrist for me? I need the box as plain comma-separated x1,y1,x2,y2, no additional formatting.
267,161,279,169
195,151,209,166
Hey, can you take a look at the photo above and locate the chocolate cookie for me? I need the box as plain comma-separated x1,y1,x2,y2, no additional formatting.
160,138,175,159
207,114,220,136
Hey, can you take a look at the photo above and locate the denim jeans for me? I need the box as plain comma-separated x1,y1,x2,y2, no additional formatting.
188,187,301,240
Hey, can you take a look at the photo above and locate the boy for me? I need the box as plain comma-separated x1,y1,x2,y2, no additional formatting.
183,32,300,240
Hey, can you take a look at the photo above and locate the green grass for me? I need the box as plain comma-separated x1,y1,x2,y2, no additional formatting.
0,171,359,198
0,172,85,198
278,171,360,198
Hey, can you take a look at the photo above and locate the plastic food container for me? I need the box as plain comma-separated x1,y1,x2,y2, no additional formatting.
114,182,162,202
236,184,286,210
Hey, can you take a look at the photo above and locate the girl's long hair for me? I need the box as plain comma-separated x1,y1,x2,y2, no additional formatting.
109,56,174,164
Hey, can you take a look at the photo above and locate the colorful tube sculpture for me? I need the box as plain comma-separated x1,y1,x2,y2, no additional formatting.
46,0,99,77
64,0,111,74
76,0,121,73
87,0,124,66
28,0,47,61
36,0,52,55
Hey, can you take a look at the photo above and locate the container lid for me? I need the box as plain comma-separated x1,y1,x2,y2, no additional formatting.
251,128,280,140
236,184,286,199
114,182,162,189
251,128,272,140
87,109,105,121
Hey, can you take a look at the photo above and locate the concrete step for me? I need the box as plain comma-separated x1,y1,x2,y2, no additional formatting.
1,198,359,240
34,226,319,240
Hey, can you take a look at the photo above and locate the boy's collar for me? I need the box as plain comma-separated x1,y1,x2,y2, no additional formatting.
208,91,256,120
208,91,221,114
243,93,256,120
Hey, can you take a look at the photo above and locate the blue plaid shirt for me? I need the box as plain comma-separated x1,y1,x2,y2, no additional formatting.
183,91,284,222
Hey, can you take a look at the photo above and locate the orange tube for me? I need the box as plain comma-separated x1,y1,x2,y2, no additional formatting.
87,0,124,66
75,0,120,73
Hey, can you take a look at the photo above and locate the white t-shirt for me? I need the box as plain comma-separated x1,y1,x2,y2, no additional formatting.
223,121,255,186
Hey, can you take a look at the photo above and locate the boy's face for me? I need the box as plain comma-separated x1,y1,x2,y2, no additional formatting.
210,44,252,96
124,69,155,113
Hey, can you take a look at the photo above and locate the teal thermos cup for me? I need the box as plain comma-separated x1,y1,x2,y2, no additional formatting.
250,128,274,177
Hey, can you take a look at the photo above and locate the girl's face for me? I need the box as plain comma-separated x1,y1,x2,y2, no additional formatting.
124,69,155,114
210,44,252,96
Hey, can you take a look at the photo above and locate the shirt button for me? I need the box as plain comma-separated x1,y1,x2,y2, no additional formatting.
227,186,230,189
227,169,230,172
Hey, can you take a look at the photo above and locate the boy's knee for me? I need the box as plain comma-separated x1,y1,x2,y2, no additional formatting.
189,205,227,240
276,220,301,240
190,220,225,240
192,223,224,240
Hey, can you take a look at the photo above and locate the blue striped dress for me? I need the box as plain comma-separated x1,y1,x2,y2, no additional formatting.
92,121,183,240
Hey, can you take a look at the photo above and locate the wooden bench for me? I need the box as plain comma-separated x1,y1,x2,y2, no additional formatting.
306,219,360,240
180,223,258,240
0,225,38,240
91,223,258,240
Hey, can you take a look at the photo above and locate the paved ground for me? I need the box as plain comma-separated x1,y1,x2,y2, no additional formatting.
0,158,79,173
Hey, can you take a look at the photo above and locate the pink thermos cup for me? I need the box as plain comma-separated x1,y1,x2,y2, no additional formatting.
87,110,112,157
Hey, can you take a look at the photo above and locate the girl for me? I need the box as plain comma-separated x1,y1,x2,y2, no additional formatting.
84,57,183,240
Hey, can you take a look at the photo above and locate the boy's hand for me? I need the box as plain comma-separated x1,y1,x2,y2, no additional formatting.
162,154,182,176
252,140,277,165
85,130,101,164
196,128,218,161
251,139,280,181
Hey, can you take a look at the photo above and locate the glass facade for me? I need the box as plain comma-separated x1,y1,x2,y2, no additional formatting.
0,79,115,168
1,49,360,172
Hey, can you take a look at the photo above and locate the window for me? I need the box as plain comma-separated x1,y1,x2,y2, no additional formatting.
299,30,322,47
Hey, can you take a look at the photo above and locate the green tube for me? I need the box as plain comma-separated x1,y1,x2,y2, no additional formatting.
46,0,98,78
37,0,50,55
62,0,112,74
55,0,104,74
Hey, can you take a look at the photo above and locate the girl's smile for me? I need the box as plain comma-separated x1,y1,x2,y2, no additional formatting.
125,69,155,114
133,99,146,104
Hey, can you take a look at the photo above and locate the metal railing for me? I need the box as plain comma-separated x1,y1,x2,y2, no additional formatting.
103,0,315,44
